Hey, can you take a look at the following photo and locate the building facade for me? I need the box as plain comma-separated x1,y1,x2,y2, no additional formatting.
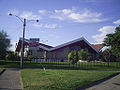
16,37,103,61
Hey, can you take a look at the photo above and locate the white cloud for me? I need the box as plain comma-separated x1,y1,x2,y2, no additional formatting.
20,11,41,20
55,9,73,14
32,23,60,29
9,42,17,51
50,8,106,23
38,10,47,14
113,19,120,25
92,26,115,43
92,19,120,43
8,8,106,23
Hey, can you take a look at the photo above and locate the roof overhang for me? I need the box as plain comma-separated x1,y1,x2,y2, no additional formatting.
38,37,99,53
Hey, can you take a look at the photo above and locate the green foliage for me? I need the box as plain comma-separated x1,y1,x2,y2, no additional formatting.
78,49,90,60
68,49,90,64
103,26,120,60
101,49,110,61
68,51,79,64
0,30,11,59
27,55,34,61
99,49,117,62
5,52,19,60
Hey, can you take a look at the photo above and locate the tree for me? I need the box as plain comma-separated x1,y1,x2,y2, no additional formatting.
99,49,117,62
103,25,120,61
78,49,90,60
5,52,19,60
0,30,11,59
68,51,79,64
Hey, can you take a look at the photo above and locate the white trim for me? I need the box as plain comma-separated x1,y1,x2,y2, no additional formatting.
49,37,84,51
82,38,98,53
39,45,50,51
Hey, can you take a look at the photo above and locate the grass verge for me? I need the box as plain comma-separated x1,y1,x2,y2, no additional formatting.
21,69,116,90
0,68,4,72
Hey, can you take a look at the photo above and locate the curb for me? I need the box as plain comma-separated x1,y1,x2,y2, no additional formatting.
19,70,24,90
77,72,120,90
0,69,6,76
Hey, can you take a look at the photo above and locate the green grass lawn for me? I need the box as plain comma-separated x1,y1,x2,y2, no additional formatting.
0,60,20,68
0,60,119,89
21,69,116,90
0,68,4,72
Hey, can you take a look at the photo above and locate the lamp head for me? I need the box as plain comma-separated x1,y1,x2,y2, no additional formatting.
36,20,39,22
9,13,13,16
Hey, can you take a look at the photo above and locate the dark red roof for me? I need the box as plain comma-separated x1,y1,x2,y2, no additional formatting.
15,40,53,52
91,44,104,51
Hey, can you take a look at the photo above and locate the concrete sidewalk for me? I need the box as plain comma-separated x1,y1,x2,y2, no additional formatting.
85,73,120,90
0,68,23,90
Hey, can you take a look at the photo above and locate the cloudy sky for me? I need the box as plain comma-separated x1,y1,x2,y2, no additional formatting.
0,0,120,51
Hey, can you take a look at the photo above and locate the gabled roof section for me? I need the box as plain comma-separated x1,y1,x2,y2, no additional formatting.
49,37,98,53
49,37,83,51
91,44,104,52
15,38,53,52
16,37,99,53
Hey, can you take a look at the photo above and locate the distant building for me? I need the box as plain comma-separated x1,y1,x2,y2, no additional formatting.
91,44,104,52
15,37,104,61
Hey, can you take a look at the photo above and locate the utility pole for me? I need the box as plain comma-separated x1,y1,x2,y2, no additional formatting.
20,19,26,68
9,13,39,68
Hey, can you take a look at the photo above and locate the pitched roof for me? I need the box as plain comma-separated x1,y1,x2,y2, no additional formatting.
91,44,104,51
49,37,98,53
16,37,99,53
15,38,53,52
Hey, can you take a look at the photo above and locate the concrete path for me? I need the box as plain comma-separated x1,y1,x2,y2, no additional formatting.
0,68,23,90
85,73,120,90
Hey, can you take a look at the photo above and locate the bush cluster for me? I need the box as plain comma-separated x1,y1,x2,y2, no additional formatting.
5,52,19,60
68,49,90,64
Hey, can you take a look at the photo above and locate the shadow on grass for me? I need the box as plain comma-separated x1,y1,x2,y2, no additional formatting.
78,72,120,90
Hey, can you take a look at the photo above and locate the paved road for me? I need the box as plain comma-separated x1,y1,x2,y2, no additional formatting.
86,73,120,90
0,68,23,90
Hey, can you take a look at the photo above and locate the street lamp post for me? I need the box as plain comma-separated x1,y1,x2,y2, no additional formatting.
20,19,26,68
9,13,39,68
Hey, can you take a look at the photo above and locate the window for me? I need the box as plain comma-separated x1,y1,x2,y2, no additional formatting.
28,50,33,55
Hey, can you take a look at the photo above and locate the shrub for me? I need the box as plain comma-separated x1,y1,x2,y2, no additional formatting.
68,49,90,64
5,52,19,60
78,49,90,60
68,51,79,64
26,55,34,62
